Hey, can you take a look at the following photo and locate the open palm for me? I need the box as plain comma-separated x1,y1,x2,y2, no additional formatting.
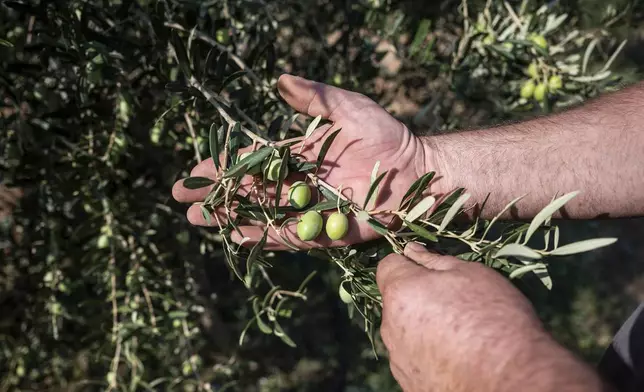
172,75,436,250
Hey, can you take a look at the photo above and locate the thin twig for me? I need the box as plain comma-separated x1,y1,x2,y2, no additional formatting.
184,112,202,163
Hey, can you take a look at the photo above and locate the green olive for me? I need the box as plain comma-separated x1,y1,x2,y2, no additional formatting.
261,155,288,182
239,152,261,175
97,234,109,249
526,62,539,79
482,34,495,45
216,28,231,45
548,75,563,92
325,212,349,241
529,34,548,50
288,181,311,209
520,80,536,99
533,83,548,102
296,211,323,241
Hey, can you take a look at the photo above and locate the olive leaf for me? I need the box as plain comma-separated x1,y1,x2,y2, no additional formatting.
183,176,215,189
305,115,322,139
524,191,579,243
200,205,212,226
306,199,349,213
223,146,273,179
252,298,273,334
215,51,229,80
549,238,617,256
280,113,299,138
170,31,192,79
363,171,387,209
367,218,389,236
400,172,435,210
509,263,548,280
495,243,542,260
289,159,317,173
273,147,291,214
438,193,471,232
220,70,248,91
315,129,341,170
209,124,222,169
403,220,438,242
246,229,268,275
405,196,436,224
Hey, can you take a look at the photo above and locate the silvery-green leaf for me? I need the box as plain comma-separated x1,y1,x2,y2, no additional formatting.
183,176,215,189
363,171,387,209
600,40,627,73
306,200,349,213
438,193,470,232
305,115,322,138
200,205,211,226
582,38,598,75
209,124,222,169
524,191,579,243
223,147,273,178
549,238,617,256
509,263,547,280
570,71,612,83
405,196,436,224
495,243,542,260
400,172,435,210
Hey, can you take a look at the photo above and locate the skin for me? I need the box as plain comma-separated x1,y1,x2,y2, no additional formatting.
173,76,644,391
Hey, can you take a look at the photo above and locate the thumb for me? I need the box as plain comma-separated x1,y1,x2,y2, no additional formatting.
403,242,461,271
277,74,368,121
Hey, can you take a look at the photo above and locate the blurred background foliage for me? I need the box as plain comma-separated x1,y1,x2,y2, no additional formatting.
1,0,643,391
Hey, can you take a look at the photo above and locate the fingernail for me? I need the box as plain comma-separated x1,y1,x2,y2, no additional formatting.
404,242,435,257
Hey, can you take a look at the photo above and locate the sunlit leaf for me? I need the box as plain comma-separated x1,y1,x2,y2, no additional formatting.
509,263,547,280
549,238,617,256
438,193,470,232
405,196,436,224
363,171,387,209
183,176,215,189
525,191,579,243
495,243,542,260
305,115,322,139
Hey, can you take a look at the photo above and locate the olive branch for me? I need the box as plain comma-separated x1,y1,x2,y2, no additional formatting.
168,33,617,350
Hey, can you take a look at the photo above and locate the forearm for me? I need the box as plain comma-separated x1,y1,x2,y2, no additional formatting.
425,82,644,219
494,332,613,392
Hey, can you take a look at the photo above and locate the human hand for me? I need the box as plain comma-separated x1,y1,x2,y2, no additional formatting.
172,75,439,249
377,243,608,392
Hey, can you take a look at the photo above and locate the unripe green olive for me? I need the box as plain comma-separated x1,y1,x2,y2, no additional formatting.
288,181,311,209
216,28,231,45
482,34,495,45
296,211,323,241
97,234,109,249
548,75,563,92
526,62,539,79
239,152,261,175
520,80,536,99
533,83,548,102
261,155,288,182
325,212,349,241
529,34,548,50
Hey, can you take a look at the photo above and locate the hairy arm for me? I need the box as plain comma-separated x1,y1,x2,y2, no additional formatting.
426,82,644,219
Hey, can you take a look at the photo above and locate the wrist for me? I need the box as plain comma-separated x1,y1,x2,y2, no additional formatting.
493,330,609,392
419,135,457,198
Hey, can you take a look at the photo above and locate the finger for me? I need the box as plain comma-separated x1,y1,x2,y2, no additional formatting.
376,253,426,293
277,74,371,121
403,242,461,271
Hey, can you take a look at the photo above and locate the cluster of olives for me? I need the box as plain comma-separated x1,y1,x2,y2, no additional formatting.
288,182,350,242
520,61,563,102
239,151,350,242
